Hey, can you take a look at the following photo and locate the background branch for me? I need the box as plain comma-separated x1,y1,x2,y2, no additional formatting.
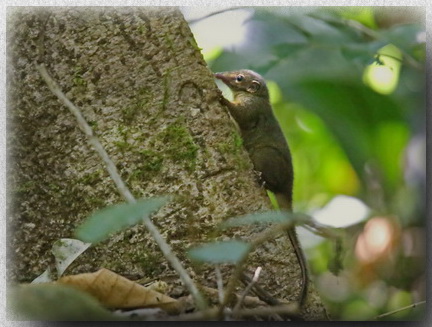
375,301,426,320
187,7,245,25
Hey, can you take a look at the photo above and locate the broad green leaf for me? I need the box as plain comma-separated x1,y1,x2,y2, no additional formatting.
287,14,356,44
252,9,310,45
273,103,360,204
75,197,170,243
187,240,251,264
380,24,424,54
373,122,409,187
273,76,405,190
272,43,307,60
335,7,378,29
221,210,309,229
8,284,115,321
341,40,387,66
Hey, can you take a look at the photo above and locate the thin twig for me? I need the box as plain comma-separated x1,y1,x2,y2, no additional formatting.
220,219,300,316
187,7,246,25
238,304,299,319
233,267,262,314
240,272,280,305
303,220,342,239
171,303,299,321
36,63,207,311
201,286,265,308
375,300,426,320
36,65,135,202
215,265,224,304
239,272,285,321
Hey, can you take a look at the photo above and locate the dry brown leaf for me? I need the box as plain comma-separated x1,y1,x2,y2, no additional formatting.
57,268,183,314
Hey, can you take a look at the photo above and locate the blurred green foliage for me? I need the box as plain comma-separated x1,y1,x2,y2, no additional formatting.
188,240,251,264
198,6,425,320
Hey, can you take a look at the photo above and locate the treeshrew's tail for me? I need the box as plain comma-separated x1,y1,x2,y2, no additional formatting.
275,193,309,306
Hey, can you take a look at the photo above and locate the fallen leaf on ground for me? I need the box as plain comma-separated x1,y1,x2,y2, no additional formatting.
57,268,183,314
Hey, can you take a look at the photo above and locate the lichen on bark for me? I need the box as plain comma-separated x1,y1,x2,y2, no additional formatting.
7,6,327,320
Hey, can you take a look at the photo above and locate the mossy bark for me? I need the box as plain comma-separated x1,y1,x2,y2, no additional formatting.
7,7,327,320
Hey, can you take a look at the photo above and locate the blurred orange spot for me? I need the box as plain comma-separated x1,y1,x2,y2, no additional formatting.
355,217,396,263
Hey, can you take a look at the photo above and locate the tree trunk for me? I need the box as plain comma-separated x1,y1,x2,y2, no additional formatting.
7,7,327,320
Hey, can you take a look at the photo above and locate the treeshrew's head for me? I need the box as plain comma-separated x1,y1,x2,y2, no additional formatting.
215,69,269,100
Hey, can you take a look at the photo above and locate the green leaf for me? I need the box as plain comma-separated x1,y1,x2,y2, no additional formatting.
373,122,409,188
380,24,424,54
220,210,308,229
75,197,170,243
335,7,378,29
187,240,251,264
272,43,307,59
8,284,116,321
273,77,405,189
341,40,387,66
288,14,351,42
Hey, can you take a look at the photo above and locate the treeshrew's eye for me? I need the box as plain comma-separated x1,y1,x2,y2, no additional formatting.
236,74,244,82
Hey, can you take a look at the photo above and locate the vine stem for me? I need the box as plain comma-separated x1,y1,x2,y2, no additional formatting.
219,219,301,318
375,300,426,320
232,266,262,315
36,63,207,311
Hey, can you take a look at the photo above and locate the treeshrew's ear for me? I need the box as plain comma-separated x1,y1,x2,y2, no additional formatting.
247,80,261,93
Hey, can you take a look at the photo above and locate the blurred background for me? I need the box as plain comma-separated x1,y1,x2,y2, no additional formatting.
181,7,426,320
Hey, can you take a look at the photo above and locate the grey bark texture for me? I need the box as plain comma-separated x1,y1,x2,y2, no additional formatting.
7,7,327,320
